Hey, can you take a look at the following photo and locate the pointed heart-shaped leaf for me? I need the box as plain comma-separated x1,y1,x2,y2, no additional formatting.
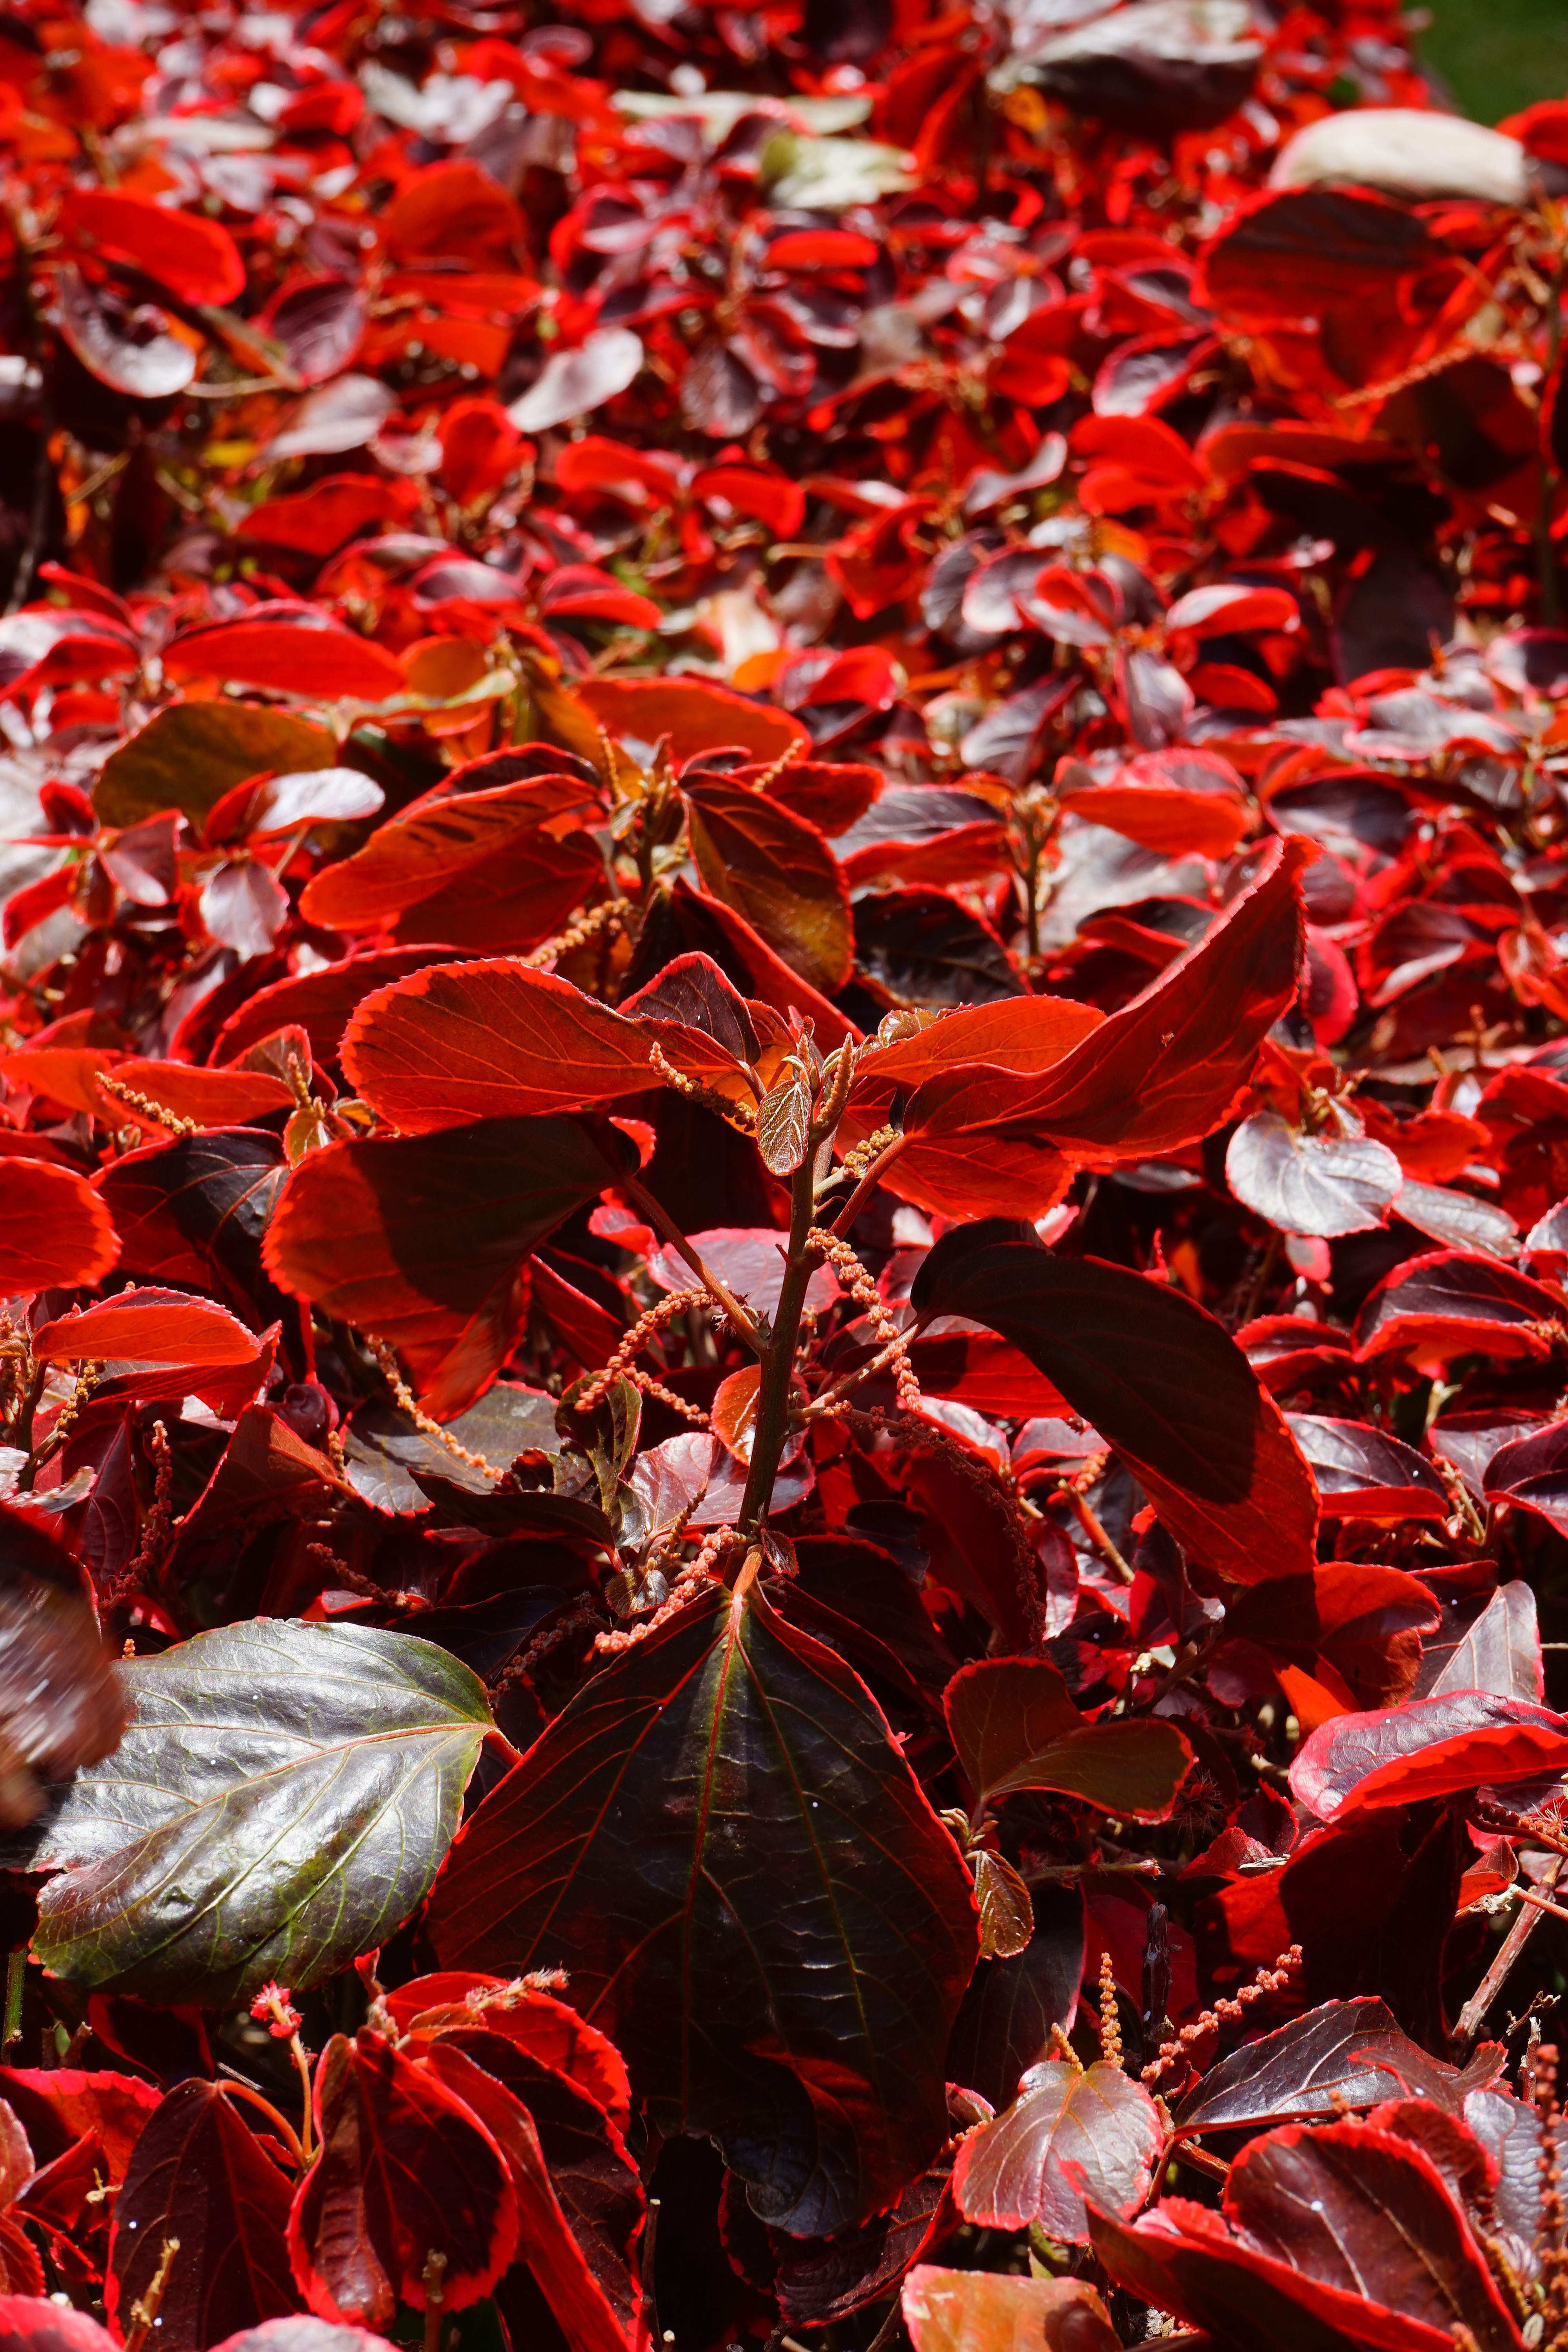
8,1621,490,2004
426,1581,978,2236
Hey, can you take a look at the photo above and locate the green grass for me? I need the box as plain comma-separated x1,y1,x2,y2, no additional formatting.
1419,0,1568,125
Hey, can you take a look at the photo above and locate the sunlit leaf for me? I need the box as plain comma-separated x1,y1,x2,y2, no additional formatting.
9,1621,490,2004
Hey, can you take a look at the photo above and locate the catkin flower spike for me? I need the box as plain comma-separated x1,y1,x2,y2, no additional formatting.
808,1229,923,1413
576,1286,714,1419
1098,1948,1123,2071
1142,1944,1302,2089
646,1041,758,1133
595,1524,736,1654
1048,2022,1083,2074
372,1341,502,1480
96,1073,195,1137
524,895,632,971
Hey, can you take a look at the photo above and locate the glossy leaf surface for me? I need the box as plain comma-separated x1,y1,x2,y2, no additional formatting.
427,1581,978,2236
10,1621,490,2003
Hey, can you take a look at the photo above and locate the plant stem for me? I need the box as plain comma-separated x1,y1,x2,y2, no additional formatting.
289,2031,316,2162
624,1177,765,1354
737,1152,818,1535
1454,1853,1565,2054
635,2195,661,2352
2,1949,23,2053
216,2074,305,2169
1537,243,1565,628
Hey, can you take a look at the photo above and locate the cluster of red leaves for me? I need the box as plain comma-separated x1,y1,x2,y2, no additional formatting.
1,2,1568,2352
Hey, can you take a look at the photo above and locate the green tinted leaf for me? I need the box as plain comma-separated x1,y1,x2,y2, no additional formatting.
15,1620,490,2005
94,704,336,830
756,1060,813,1175
427,1581,978,2237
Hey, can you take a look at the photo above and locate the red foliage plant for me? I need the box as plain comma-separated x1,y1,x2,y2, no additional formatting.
0,0,1566,2348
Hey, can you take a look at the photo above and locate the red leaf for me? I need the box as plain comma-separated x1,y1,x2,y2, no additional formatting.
962,834,1311,1161
288,2033,519,2329
381,162,526,269
1290,1692,1568,1822
263,1116,619,1413
0,1159,118,1291
56,189,245,306
383,1976,632,2131
163,616,405,703
341,963,664,1131
0,2070,158,2186
106,2081,299,2352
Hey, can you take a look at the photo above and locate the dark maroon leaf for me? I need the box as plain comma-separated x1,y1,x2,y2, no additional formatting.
911,1243,1319,1583
1175,1999,1503,2134
426,1582,979,2236
106,2081,299,2352
1222,2117,1518,2352
1356,1251,1566,1365
1284,1416,1449,1521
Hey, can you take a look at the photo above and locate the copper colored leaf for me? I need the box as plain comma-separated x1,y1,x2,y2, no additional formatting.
902,2266,1118,2352
105,2080,298,2352
946,1659,1192,1820
263,1116,618,1414
684,780,854,996
911,1241,1319,1583
299,779,601,935
341,965,656,1132
9,1620,490,2004
426,1581,978,2236
0,1160,118,1292
94,704,336,831
572,677,806,766
288,2033,518,2330
974,1851,1034,1962
952,2058,1162,2241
